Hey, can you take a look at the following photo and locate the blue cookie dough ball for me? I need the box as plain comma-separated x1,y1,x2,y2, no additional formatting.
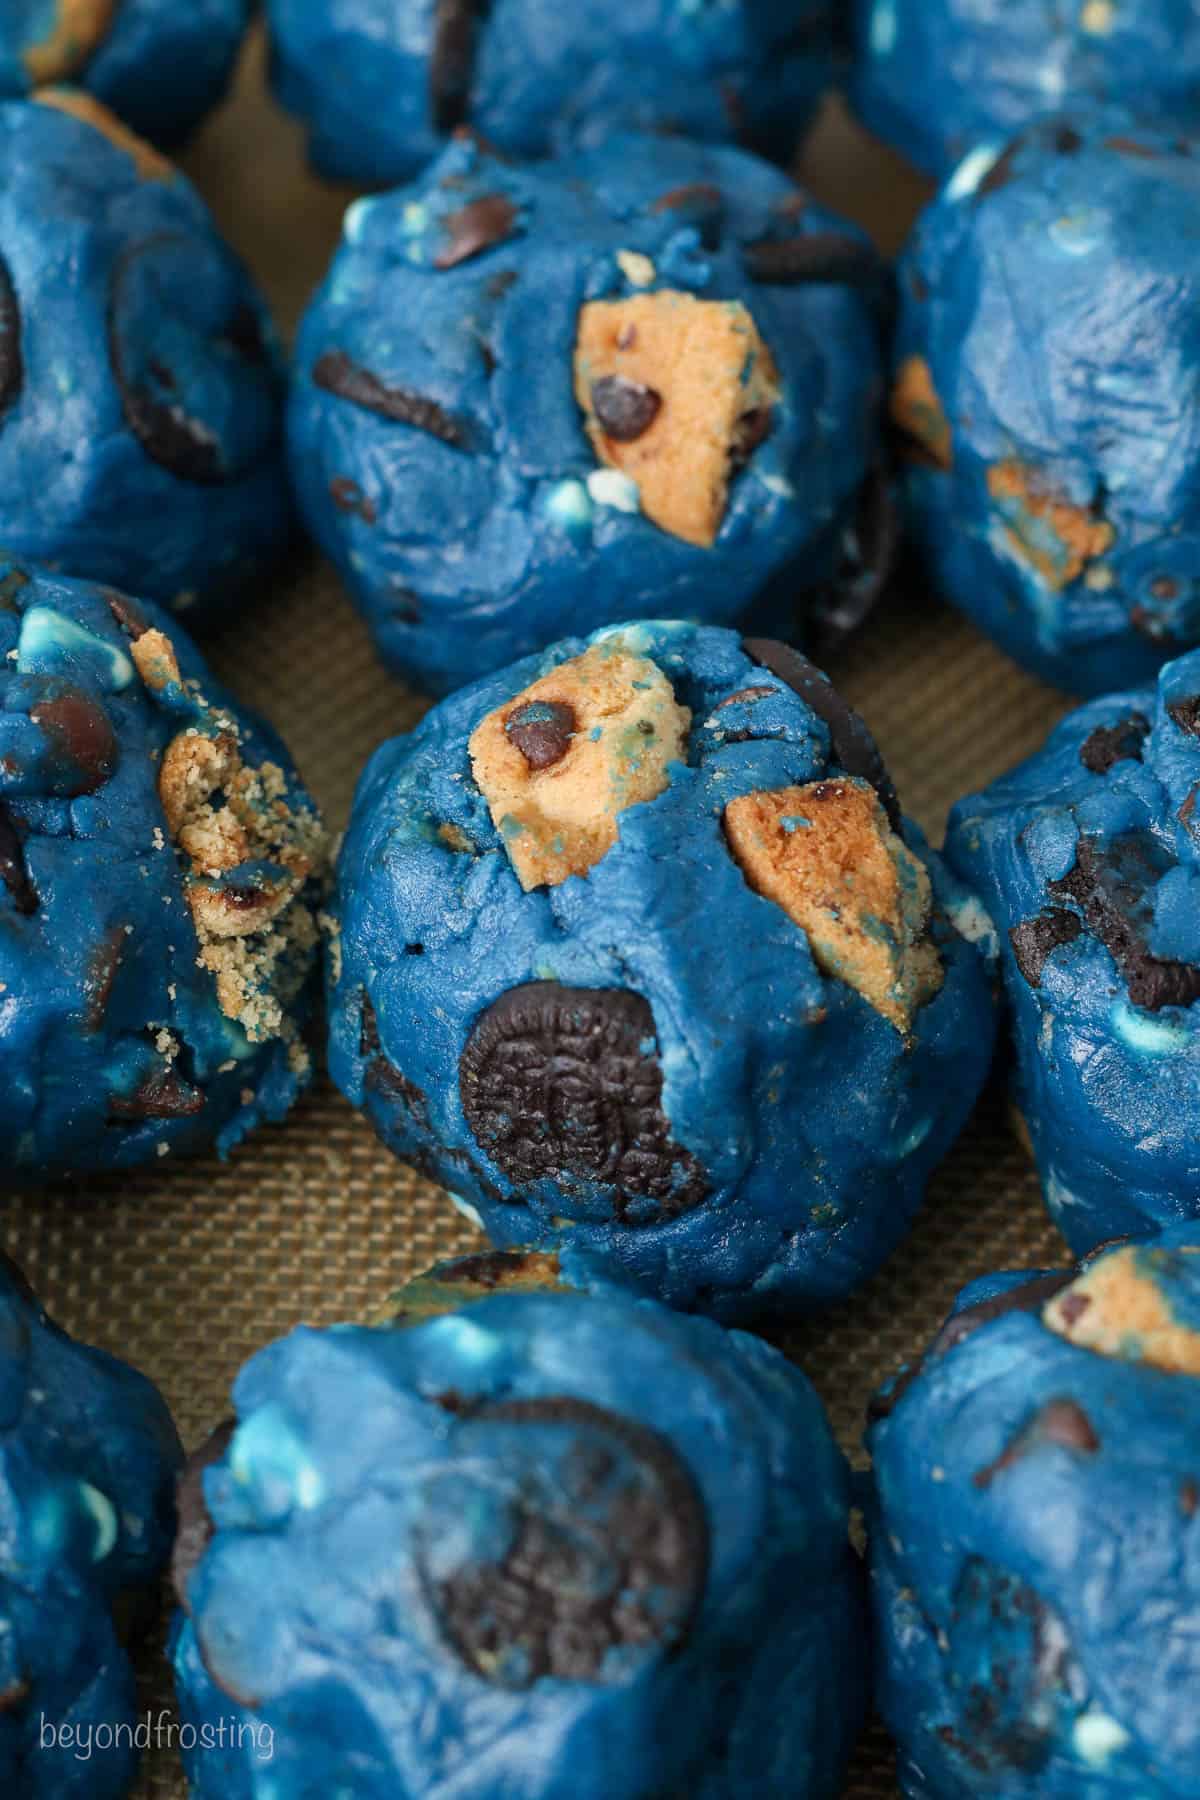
326,620,997,1320
890,117,1200,697
869,1229,1200,1798
851,0,1200,179
268,0,834,187
946,646,1200,1252
0,1252,181,1798
0,561,328,1182
0,95,290,626
290,130,888,698
0,2,251,149
170,1251,867,1798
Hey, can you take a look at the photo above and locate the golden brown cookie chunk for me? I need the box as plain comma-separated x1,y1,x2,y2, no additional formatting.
724,776,943,1033
35,88,171,182
138,629,327,1045
987,459,1115,588
468,641,691,890
1043,1245,1200,1375
890,355,953,469
574,291,780,548
24,0,115,86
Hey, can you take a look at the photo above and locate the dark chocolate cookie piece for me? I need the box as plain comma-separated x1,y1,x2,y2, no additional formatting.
434,194,519,269
1009,909,1083,987
414,1395,709,1687
1078,712,1149,775
1049,831,1200,1012
459,983,708,1223
742,637,901,827
430,0,489,133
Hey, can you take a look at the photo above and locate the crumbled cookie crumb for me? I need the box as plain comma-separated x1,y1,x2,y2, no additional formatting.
890,355,953,469
575,291,780,547
469,642,690,890
724,777,943,1033
988,459,1115,588
1044,1246,1200,1374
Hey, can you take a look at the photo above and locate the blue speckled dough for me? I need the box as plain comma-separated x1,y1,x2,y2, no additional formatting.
326,620,997,1321
946,647,1200,1253
289,130,887,698
0,96,290,625
170,1252,867,1798
268,0,834,186
891,117,1200,697
0,561,328,1182
0,1252,181,1798
0,1,251,148
852,0,1200,179
869,1228,1200,1799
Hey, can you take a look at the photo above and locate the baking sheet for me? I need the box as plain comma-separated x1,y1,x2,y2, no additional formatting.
1,33,1080,1797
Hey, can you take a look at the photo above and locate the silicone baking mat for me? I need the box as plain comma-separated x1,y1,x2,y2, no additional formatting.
1,33,1081,1797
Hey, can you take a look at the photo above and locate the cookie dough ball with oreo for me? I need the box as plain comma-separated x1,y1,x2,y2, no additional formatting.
851,0,1200,180
0,94,290,624
326,620,997,1320
268,0,835,187
0,1,251,149
869,1228,1200,1798
891,117,1200,696
947,646,1200,1252
0,1251,181,1797
289,130,889,698
170,1249,867,1799
0,560,328,1182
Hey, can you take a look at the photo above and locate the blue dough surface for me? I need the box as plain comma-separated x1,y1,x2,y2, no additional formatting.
170,1252,866,1798
851,0,1200,179
891,117,1200,696
0,96,290,625
868,1227,1200,1798
946,646,1200,1252
268,0,834,186
288,130,887,698
0,561,328,1181
0,2,251,148
326,620,997,1321
0,1252,181,1797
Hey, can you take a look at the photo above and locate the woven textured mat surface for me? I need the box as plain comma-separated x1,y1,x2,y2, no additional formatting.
0,35,1083,1798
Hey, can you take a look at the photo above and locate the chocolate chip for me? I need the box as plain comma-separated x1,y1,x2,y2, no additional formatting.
328,476,376,523
590,375,662,443
172,1418,236,1611
1009,909,1083,987
1079,712,1150,775
108,1067,205,1120
650,183,725,248
745,232,880,287
313,351,468,448
1056,1292,1091,1326
504,699,576,770
0,803,36,915
1168,696,1200,736
460,983,708,1223
434,193,518,268
413,1395,709,1686
432,1250,546,1289
29,684,118,796
0,253,22,423
974,1397,1099,1488
729,404,775,471
1053,125,1084,154
1182,1477,1199,1518
1106,136,1158,158
108,241,226,484
430,0,489,132
741,638,901,829
870,1272,1075,1420
105,592,150,641
85,926,128,1031
1049,833,1200,1012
